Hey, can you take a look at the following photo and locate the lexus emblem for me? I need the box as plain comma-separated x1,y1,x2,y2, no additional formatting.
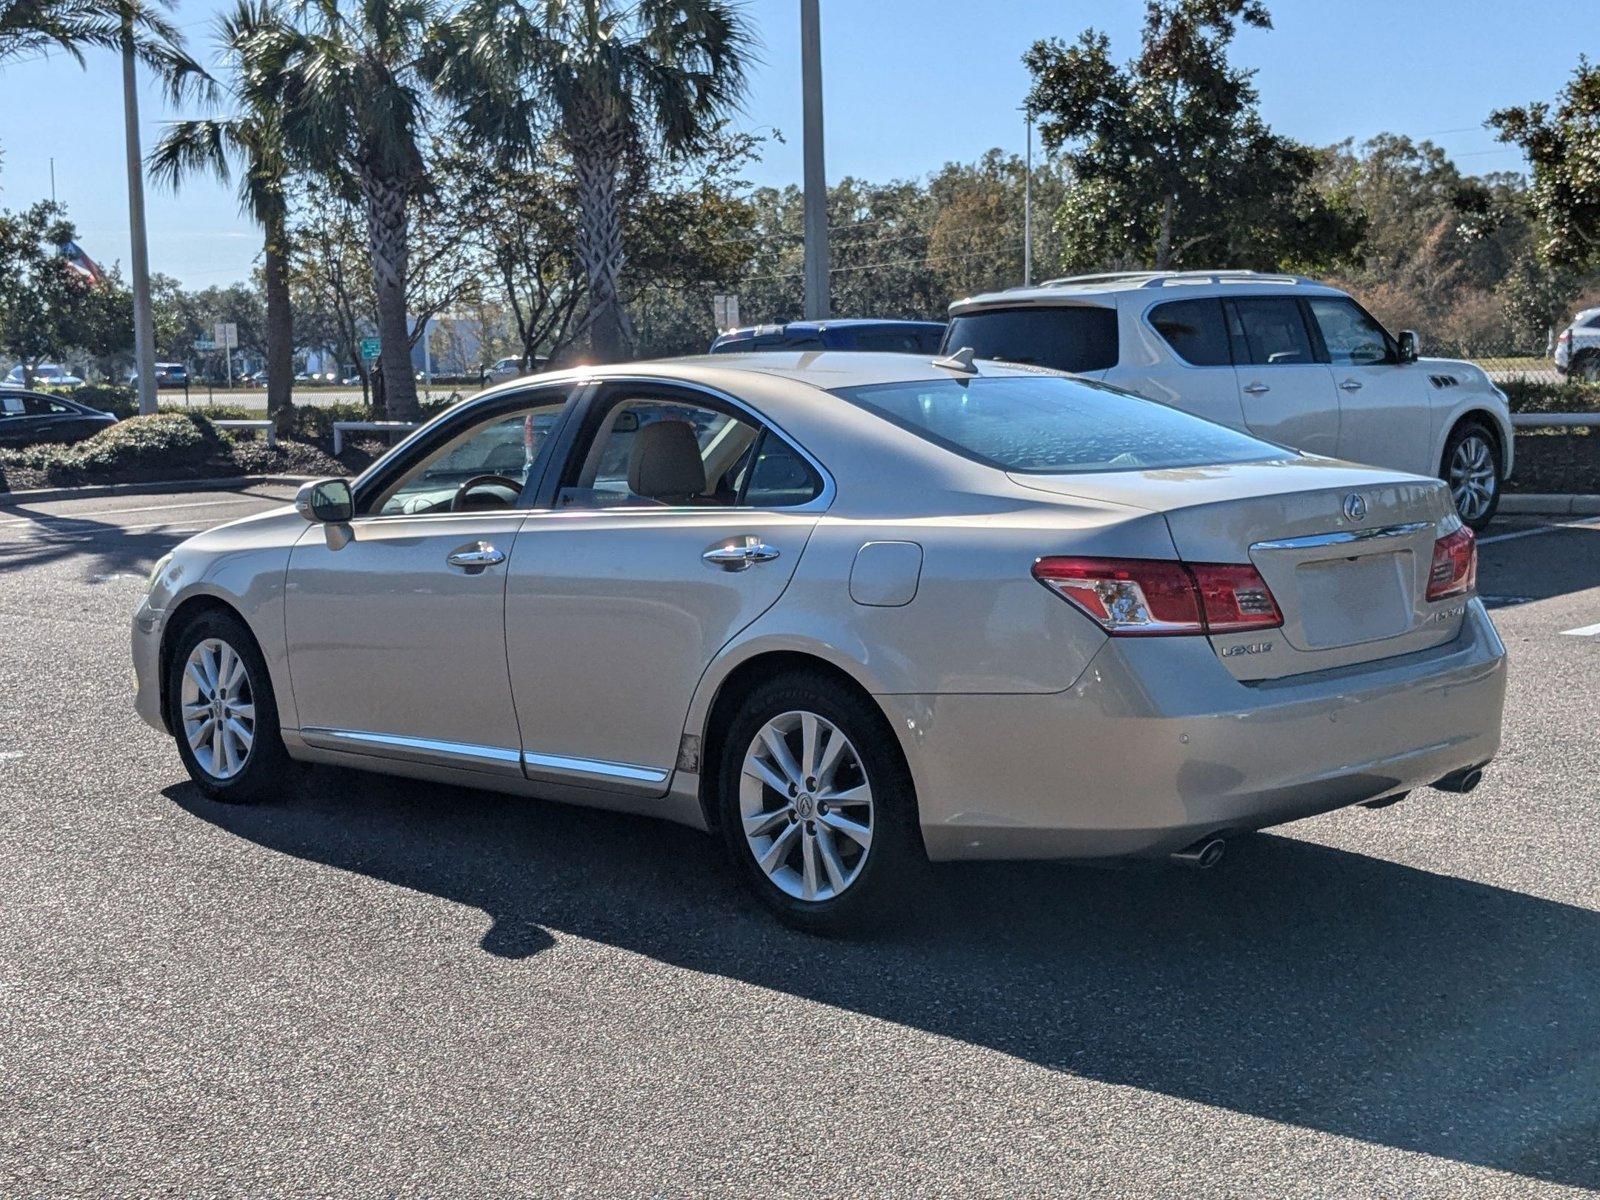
1343,493,1368,522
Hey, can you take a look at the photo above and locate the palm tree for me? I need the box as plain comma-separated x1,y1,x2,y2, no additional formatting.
235,0,437,420
1,0,194,74
439,0,752,362
150,1,294,436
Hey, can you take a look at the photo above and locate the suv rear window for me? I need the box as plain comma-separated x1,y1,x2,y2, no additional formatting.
943,306,1119,373
832,375,1286,474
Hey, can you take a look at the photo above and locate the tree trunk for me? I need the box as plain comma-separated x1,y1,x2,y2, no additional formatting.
1154,193,1176,270
360,167,419,421
262,209,295,440
573,136,629,363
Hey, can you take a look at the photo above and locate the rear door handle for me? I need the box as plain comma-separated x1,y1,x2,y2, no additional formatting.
1242,382,1270,395
447,542,506,572
703,535,781,571
1339,379,1364,391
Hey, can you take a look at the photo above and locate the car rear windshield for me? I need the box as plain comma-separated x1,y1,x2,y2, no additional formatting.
943,306,1119,373
831,374,1288,474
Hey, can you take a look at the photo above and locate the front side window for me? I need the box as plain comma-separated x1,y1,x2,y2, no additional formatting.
943,306,1119,373
1149,298,1232,366
1231,298,1315,366
1307,298,1394,365
833,375,1288,474
371,399,564,515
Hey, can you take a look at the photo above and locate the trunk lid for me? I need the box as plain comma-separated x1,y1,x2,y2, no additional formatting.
1011,458,1466,679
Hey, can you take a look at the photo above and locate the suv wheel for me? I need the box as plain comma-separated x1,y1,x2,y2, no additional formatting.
166,610,290,803
1442,420,1502,531
717,672,921,933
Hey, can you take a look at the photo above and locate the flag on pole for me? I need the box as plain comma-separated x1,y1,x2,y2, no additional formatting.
58,239,103,284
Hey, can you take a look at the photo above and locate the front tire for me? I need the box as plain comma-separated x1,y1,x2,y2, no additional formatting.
165,610,290,803
717,672,921,933
1442,420,1502,531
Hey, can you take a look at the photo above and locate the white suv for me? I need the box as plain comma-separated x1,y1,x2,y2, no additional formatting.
946,271,1514,528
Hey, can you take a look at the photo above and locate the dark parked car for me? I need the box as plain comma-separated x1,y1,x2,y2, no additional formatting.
130,362,189,389
0,389,117,446
709,318,946,354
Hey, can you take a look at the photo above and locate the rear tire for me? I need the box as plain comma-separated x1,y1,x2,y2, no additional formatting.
717,671,922,933
165,610,291,804
1441,419,1502,532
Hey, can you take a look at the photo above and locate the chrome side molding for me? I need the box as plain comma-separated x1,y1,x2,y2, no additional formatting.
521,751,669,786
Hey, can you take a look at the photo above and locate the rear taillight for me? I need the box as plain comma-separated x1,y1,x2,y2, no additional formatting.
1427,525,1477,600
1559,329,1572,344
1032,557,1282,637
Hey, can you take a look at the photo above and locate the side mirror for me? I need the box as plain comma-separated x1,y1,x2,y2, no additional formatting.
1397,330,1421,363
295,477,354,523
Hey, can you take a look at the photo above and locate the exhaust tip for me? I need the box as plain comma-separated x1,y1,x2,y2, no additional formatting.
1432,767,1484,794
1171,836,1227,870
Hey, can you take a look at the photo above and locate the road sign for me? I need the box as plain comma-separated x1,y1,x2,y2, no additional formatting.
360,337,381,363
192,338,216,351
213,321,238,350
713,294,741,331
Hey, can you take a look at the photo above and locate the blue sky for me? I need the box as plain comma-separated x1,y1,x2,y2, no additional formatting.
0,0,1584,287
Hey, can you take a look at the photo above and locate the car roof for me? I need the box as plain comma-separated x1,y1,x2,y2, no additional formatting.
949,270,1349,314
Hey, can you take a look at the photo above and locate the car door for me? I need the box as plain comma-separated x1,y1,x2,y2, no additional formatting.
1128,297,1249,429
504,383,827,795
1305,296,1435,476
0,393,28,444
1226,296,1341,456
283,388,572,775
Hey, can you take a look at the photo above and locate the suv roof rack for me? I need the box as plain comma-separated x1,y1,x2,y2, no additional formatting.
1032,269,1314,290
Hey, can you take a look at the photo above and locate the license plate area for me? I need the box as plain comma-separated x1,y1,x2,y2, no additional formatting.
1295,551,1413,648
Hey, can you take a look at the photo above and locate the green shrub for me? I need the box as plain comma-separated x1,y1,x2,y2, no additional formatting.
0,412,225,487
41,383,138,418
1499,379,1600,413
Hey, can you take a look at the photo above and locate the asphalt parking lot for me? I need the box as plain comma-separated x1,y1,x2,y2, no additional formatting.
1,487,1596,1197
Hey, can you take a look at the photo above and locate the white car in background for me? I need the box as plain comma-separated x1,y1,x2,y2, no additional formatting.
4,363,84,389
1554,305,1600,381
486,356,547,385
946,271,1515,529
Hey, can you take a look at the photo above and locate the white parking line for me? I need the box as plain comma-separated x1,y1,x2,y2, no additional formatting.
1560,622,1600,637
1478,515,1600,545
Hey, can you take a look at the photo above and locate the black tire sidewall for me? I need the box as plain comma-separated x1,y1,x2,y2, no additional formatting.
166,611,288,803
716,673,922,933
1442,420,1502,531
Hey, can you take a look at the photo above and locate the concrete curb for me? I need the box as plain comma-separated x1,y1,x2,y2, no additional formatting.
0,475,317,507
1500,493,1600,516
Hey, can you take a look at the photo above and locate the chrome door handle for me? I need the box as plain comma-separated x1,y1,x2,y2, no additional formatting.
702,535,781,571
446,542,506,572
1242,382,1270,395
1339,379,1364,391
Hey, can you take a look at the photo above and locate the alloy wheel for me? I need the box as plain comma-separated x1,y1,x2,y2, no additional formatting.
179,638,256,780
739,710,874,902
1448,434,1497,524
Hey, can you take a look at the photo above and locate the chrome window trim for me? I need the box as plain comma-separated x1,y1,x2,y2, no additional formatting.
579,375,837,514
1250,521,1435,552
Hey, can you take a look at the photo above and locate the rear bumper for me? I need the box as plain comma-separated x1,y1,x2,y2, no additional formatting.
883,599,1507,861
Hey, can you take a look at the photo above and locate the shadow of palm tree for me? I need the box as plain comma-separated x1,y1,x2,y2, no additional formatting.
169,768,1600,1188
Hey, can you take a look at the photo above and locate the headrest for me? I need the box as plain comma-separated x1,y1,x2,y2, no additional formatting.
627,419,706,501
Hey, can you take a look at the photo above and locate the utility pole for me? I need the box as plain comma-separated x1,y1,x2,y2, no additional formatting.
1023,105,1034,287
121,13,158,416
800,0,830,320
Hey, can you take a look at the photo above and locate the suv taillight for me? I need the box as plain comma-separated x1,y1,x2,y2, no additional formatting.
1032,557,1282,636
1426,525,1477,600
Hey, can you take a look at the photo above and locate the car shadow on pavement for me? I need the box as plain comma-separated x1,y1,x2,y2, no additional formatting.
168,769,1599,1190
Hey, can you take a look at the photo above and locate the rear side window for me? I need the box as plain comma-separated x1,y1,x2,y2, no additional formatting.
1230,298,1315,366
742,432,823,507
832,375,1286,474
1148,298,1232,366
943,306,1119,373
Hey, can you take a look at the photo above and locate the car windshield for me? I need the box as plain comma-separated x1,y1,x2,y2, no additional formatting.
831,374,1290,474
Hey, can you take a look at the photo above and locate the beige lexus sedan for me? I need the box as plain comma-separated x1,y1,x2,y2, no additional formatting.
133,354,1507,929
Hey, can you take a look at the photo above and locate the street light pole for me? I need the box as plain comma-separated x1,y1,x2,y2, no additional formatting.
121,13,158,416
1023,105,1034,288
800,0,830,321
